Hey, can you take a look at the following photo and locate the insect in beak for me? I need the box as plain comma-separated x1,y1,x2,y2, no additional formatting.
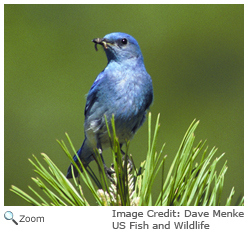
92,38,109,51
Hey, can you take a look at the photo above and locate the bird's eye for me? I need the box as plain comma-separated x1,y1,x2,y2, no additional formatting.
121,38,128,45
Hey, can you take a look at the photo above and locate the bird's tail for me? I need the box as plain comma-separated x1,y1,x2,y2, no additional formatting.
66,138,94,179
66,147,83,179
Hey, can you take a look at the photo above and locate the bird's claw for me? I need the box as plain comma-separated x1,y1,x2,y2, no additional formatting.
104,165,115,184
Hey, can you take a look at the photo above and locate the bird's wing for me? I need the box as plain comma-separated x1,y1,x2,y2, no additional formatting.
145,78,154,111
84,71,105,117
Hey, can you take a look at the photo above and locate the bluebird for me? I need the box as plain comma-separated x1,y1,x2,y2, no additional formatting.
66,32,153,179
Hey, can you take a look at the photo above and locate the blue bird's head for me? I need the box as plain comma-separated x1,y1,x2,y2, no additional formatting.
92,32,143,63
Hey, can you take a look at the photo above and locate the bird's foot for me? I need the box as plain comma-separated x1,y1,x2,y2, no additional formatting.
104,165,115,184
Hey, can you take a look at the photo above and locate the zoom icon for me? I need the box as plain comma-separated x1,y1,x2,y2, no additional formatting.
4,211,18,225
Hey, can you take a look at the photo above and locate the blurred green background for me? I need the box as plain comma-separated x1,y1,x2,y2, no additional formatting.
5,4,243,206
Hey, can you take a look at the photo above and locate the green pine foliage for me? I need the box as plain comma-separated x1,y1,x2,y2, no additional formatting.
10,113,244,206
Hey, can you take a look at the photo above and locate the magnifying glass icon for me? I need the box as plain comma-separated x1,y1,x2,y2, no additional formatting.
4,211,18,225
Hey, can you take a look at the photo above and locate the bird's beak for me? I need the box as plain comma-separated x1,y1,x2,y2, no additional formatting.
92,37,113,51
